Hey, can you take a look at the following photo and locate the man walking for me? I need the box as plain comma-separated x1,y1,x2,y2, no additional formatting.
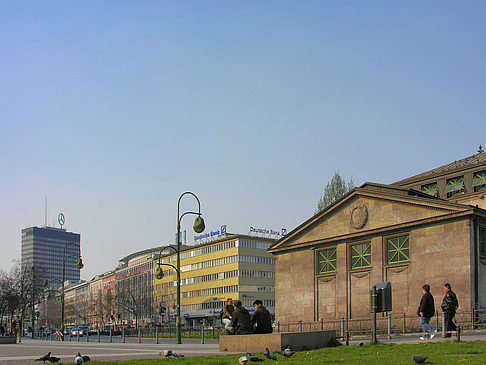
441,283,459,337
418,284,436,340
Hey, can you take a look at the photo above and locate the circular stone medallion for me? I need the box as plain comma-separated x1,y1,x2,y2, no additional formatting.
350,204,368,229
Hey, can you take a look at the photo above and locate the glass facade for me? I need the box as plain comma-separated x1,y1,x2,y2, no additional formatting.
21,226,81,288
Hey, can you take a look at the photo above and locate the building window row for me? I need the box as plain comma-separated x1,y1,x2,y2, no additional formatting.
239,255,275,265
239,285,275,293
181,285,239,298
238,270,274,279
181,255,238,272
239,240,272,250
421,170,486,198
316,235,411,274
241,299,275,308
176,240,237,261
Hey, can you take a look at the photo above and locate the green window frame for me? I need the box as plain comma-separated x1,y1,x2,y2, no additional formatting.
387,235,410,264
421,182,438,197
480,228,486,256
350,242,372,269
316,248,337,274
473,171,486,192
445,176,465,197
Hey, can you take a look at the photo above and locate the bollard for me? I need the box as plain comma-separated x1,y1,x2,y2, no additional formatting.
69,331,71,342
341,318,345,338
436,310,439,331
98,330,100,343
345,330,349,346
122,327,125,343
298,320,303,332
403,313,406,334
138,328,141,343
457,325,461,342
388,314,392,339
201,326,205,344
277,321,280,333
86,330,89,342
442,314,447,338
156,327,159,344
321,318,324,331
109,328,112,343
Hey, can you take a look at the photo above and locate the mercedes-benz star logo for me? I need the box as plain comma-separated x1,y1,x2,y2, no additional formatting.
58,213,65,227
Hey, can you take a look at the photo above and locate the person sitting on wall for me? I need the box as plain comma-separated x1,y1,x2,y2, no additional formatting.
227,300,254,335
221,298,235,330
252,300,273,334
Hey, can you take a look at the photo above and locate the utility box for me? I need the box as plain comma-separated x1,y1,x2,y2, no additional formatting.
370,282,392,313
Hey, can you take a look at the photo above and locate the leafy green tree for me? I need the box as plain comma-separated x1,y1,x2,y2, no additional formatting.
316,172,355,213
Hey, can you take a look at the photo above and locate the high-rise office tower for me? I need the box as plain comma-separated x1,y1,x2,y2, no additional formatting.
21,226,82,287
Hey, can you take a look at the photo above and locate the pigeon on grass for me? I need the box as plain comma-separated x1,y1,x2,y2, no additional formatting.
264,348,278,360
239,356,248,364
411,355,428,364
246,353,264,362
282,347,295,358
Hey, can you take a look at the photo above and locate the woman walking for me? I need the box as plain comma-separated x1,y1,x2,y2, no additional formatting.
419,284,437,340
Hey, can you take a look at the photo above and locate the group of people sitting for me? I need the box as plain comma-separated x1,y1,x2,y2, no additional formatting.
221,298,272,335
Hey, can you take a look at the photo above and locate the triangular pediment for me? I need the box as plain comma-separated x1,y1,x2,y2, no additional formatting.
270,183,472,252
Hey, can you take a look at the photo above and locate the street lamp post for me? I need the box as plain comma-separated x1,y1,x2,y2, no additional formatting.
60,242,84,336
154,192,205,344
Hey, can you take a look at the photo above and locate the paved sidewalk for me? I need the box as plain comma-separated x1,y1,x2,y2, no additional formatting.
0,338,223,364
346,330,486,345
2,332,486,364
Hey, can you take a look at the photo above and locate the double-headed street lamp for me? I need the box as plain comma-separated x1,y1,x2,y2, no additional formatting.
154,192,205,344
60,242,84,335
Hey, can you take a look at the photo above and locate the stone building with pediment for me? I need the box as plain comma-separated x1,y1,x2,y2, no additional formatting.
269,151,486,324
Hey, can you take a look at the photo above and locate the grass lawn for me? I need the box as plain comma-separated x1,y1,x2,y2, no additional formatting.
68,341,486,364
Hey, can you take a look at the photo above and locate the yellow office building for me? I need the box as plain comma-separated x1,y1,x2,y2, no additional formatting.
154,234,276,327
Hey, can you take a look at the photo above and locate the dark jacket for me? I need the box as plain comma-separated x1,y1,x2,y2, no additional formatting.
441,290,459,311
419,292,435,318
252,306,273,334
229,306,254,334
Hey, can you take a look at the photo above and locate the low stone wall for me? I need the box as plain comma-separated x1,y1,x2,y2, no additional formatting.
0,336,17,344
219,330,336,353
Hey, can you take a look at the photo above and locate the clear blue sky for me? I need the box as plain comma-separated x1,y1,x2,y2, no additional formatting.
1,1,485,279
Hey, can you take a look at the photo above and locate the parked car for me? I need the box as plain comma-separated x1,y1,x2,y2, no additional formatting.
64,327,72,336
70,328,79,336
78,326,89,336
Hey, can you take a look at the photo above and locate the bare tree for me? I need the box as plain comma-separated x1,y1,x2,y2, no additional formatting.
316,172,355,213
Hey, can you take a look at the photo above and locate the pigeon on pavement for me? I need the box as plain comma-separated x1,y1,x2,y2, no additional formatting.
246,353,264,362
74,354,83,364
164,350,184,358
264,348,278,361
77,352,90,362
411,355,428,364
35,352,52,363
